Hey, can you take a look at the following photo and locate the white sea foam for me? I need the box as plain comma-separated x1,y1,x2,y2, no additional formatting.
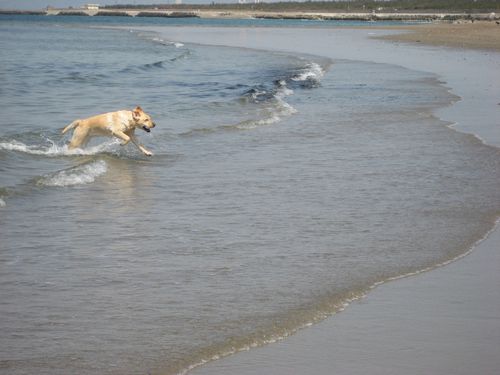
37,160,108,187
237,83,297,130
273,82,298,117
292,62,325,82
0,139,119,157
152,36,170,46
276,81,295,97
0,197,5,207
150,36,184,48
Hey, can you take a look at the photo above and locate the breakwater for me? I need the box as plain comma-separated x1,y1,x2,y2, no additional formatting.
1,8,498,21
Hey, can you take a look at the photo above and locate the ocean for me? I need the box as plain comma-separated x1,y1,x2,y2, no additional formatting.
1,15,499,375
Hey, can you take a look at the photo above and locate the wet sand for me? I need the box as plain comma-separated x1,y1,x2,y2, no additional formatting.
137,23,500,375
192,225,500,375
379,21,500,51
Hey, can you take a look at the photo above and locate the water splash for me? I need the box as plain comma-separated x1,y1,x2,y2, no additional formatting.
0,138,120,157
36,160,108,187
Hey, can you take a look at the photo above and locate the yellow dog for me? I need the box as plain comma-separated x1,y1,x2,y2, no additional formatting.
62,106,156,156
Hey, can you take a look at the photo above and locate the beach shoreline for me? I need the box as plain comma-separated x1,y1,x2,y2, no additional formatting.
129,23,500,375
374,21,500,51
190,221,500,375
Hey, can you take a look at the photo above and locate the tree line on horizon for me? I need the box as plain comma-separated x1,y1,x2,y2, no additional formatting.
103,0,500,13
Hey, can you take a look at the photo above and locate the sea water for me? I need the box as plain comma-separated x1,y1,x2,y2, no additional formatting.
1,15,499,375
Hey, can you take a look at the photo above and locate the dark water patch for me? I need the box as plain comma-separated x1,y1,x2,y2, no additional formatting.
142,59,169,70
120,51,190,74
170,49,191,62
59,71,109,84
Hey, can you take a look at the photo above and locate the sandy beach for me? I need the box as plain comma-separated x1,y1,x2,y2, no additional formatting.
193,224,500,375
379,21,500,51
131,22,500,375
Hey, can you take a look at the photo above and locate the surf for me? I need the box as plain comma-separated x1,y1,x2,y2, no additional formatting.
35,159,108,187
0,138,120,157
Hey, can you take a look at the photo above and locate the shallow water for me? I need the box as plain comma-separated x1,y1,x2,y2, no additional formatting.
1,16,499,375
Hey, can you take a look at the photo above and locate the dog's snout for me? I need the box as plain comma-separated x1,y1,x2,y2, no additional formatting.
152,122,156,128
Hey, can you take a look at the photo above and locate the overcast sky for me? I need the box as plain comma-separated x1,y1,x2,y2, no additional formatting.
0,0,235,10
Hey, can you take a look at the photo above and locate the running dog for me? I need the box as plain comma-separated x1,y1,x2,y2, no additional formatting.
62,106,156,156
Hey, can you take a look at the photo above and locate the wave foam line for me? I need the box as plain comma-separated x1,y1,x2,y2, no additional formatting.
233,86,297,130
239,80,297,128
292,62,325,83
37,160,108,187
182,81,298,136
0,139,119,157
175,293,360,375
175,217,500,375
151,36,184,48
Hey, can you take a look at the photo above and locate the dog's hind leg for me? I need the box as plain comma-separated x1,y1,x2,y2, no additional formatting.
68,126,90,149
61,120,80,135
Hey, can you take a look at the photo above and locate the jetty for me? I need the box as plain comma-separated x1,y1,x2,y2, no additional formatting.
0,7,497,22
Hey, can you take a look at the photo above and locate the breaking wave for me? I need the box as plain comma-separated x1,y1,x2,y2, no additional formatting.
150,36,184,48
291,62,325,88
180,61,326,138
36,160,108,187
0,138,120,157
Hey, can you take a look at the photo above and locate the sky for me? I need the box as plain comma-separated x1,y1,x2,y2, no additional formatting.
0,0,232,10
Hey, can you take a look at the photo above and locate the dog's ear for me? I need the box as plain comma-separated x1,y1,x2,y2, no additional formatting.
132,106,142,120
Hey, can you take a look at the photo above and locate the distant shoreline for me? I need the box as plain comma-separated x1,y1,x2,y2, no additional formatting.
2,8,499,52
1,8,498,22
376,21,500,52
0,8,500,51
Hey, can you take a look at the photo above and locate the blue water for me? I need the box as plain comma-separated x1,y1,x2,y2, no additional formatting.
1,15,499,375
0,13,422,28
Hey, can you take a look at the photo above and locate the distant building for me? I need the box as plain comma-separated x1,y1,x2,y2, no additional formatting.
83,4,99,10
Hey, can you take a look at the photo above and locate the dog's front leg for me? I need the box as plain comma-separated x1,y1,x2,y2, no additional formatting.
129,133,153,156
113,131,131,146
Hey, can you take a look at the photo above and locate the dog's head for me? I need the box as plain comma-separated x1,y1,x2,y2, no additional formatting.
132,106,156,133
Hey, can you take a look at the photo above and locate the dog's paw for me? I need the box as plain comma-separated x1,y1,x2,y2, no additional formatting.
143,150,153,157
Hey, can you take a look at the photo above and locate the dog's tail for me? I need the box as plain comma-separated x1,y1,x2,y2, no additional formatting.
61,120,80,135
